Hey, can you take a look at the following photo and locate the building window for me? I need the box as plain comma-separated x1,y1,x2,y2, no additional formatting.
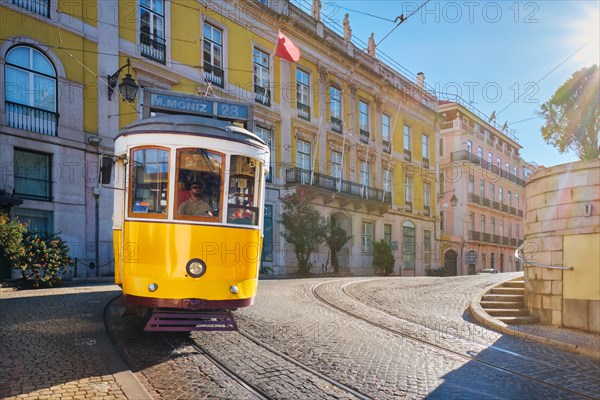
140,0,166,63
331,150,342,188
11,0,49,17
359,101,369,142
382,114,391,153
404,175,413,211
440,210,445,232
499,219,504,238
330,85,342,132
5,46,57,136
424,229,432,268
481,214,486,234
422,134,429,168
507,191,512,207
360,160,371,191
403,125,411,161
516,224,520,240
13,149,52,201
515,193,520,210
383,168,391,194
480,179,485,198
487,152,493,165
296,68,310,120
490,183,495,203
423,181,430,216
362,221,373,253
296,139,311,171
253,48,270,105
477,146,483,159
255,126,272,182
469,174,474,193
12,208,53,233
505,162,510,174
467,140,472,153
384,224,392,246
439,137,444,157
491,217,496,237
499,186,504,204
202,22,224,87
497,157,501,170
402,220,415,269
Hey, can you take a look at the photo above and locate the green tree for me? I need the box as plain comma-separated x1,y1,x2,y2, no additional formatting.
540,65,600,160
0,214,26,270
373,240,394,275
279,190,327,275
322,222,351,274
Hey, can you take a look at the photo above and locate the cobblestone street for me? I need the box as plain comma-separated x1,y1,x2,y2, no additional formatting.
107,274,600,399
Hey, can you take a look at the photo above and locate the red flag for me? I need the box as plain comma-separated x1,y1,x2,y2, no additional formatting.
275,31,300,62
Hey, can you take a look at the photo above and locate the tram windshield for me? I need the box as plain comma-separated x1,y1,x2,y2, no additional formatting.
130,148,169,216
176,148,223,221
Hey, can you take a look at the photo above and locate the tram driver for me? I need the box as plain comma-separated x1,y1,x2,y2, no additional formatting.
178,181,213,216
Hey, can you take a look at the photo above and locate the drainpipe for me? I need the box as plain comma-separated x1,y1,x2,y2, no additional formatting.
93,187,100,277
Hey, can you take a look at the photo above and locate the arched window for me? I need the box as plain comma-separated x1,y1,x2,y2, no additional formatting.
5,46,57,135
402,220,415,270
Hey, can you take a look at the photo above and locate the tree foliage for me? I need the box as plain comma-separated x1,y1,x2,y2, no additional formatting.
322,222,351,274
0,214,26,269
278,190,327,275
373,240,395,275
540,65,600,160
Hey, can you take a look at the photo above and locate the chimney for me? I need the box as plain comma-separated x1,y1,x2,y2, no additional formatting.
416,72,425,90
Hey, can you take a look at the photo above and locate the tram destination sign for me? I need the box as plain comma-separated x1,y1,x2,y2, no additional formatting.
144,89,252,126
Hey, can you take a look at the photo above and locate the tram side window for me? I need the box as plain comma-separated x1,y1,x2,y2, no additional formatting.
228,155,261,226
130,148,169,216
176,148,223,219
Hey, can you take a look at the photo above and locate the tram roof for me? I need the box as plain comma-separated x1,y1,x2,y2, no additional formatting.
116,114,268,150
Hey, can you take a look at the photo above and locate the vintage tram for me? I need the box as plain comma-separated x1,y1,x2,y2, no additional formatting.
104,95,269,331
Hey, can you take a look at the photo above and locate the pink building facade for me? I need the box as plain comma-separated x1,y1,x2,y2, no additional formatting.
438,102,530,275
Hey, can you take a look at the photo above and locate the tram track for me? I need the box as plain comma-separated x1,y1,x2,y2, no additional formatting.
186,330,373,400
311,279,599,400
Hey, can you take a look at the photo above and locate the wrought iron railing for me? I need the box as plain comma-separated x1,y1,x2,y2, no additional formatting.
359,129,369,144
330,117,342,133
202,62,224,88
140,31,166,64
285,167,391,204
451,150,526,187
254,85,271,106
297,103,310,120
6,101,57,136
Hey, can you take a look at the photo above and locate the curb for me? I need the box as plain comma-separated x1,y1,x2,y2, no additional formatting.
469,276,600,360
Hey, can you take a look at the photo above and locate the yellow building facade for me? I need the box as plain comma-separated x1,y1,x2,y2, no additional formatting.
1,0,439,276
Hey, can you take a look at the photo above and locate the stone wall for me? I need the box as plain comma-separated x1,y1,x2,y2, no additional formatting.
524,159,600,333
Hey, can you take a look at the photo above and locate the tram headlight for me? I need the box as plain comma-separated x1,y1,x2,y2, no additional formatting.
148,283,158,292
230,285,239,294
186,258,207,278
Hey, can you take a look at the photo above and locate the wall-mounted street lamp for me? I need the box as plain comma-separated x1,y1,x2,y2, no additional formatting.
439,189,458,207
107,58,138,102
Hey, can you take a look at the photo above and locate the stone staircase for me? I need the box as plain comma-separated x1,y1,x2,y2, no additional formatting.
480,278,539,325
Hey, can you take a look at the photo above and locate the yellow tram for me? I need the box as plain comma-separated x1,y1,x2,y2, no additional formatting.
104,95,269,331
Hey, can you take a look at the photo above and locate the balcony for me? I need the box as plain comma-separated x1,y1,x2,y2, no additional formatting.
330,117,342,133
382,139,391,154
297,103,310,121
424,205,430,216
12,0,49,17
140,31,166,64
468,230,521,247
202,62,224,88
467,193,521,217
404,149,412,162
6,101,57,136
451,150,526,187
422,157,430,169
254,85,271,106
359,129,370,144
285,167,391,213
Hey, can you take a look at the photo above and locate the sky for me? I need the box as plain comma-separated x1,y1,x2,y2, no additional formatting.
292,0,600,167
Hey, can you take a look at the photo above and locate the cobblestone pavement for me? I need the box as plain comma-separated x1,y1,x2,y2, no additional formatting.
109,274,600,399
0,284,150,400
